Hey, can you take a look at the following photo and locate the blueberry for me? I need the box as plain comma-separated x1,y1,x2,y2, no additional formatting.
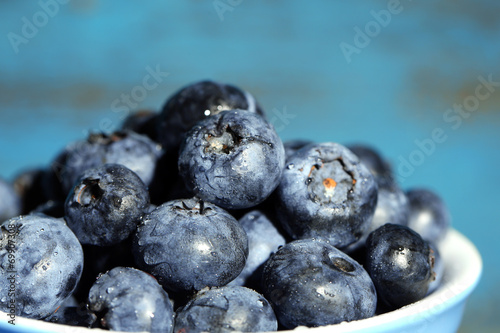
0,215,84,319
88,267,174,333
262,238,377,328
276,142,378,248
365,223,435,310
229,210,285,287
51,130,162,195
406,188,451,243
0,178,21,222
65,164,150,246
132,198,248,293
157,80,264,152
178,110,285,210
174,286,277,333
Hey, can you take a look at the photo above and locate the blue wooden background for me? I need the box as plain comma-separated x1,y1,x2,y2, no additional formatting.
1,1,499,331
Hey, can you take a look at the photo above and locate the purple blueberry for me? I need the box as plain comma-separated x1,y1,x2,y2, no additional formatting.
65,164,150,246
88,267,174,333
178,110,285,210
51,131,162,195
365,223,435,310
174,286,277,332
0,215,83,319
276,142,378,248
262,238,377,328
132,198,248,293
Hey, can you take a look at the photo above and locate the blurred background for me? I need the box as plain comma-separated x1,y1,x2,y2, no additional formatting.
0,1,498,331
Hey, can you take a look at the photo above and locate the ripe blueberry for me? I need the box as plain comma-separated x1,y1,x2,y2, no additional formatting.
132,198,248,293
262,238,377,328
365,223,435,310
0,215,83,319
276,142,378,248
65,164,150,246
178,110,285,210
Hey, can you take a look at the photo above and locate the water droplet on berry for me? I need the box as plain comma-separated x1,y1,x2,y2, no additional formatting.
287,163,295,169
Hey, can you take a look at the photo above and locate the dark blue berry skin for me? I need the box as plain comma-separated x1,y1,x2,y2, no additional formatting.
65,164,150,246
229,210,285,287
365,223,435,310
283,139,313,161
51,131,162,196
174,286,278,333
345,181,409,253
347,144,394,186
276,142,378,249
88,267,174,333
0,178,21,222
262,239,377,329
132,198,248,293
0,215,83,319
121,109,159,142
406,188,451,243
157,80,264,152
178,110,285,210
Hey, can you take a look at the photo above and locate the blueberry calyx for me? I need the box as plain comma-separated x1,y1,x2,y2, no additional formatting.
204,125,241,155
75,179,103,207
175,199,212,215
306,157,356,205
327,255,356,273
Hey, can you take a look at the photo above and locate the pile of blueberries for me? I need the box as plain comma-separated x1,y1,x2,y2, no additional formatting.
0,81,450,332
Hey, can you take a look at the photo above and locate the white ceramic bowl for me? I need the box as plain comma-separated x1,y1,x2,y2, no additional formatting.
0,228,482,333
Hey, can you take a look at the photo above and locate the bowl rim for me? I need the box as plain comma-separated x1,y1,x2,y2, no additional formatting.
0,228,482,333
